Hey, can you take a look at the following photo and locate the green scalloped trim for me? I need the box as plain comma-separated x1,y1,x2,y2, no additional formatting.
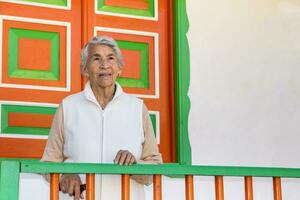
174,0,192,165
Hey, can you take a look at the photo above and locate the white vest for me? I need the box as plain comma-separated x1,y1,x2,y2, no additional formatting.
61,82,145,200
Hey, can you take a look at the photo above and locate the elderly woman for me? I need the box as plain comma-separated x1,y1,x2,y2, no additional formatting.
41,36,162,200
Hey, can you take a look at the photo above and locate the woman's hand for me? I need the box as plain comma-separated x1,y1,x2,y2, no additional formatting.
114,150,137,165
60,174,84,200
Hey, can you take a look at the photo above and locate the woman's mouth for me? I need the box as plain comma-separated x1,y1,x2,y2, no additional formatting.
98,73,112,77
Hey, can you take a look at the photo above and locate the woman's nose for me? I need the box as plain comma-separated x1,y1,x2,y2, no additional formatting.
100,59,110,68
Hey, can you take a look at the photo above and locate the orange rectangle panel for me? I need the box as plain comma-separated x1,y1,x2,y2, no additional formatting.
96,30,155,96
8,112,53,128
0,138,46,158
2,19,67,88
120,49,141,79
104,0,149,10
18,38,52,71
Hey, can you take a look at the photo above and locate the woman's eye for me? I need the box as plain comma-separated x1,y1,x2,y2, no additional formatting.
94,57,100,61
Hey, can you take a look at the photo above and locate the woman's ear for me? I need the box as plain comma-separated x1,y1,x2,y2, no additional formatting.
83,68,89,78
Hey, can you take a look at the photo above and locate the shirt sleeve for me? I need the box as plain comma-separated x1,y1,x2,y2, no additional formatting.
137,104,163,164
132,103,163,186
40,104,65,162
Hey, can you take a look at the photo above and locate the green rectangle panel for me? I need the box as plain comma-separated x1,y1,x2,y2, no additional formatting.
8,28,60,80
98,0,155,18
0,104,57,136
116,40,149,88
15,0,67,6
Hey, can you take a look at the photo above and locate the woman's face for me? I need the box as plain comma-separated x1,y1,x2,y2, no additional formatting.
85,44,121,89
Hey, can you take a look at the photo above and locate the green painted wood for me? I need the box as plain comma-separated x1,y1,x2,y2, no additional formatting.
8,30,18,75
117,40,149,88
1,104,56,115
174,0,192,165
8,28,60,80
0,105,8,133
16,0,67,6
97,0,155,17
0,158,38,162
8,69,58,80
19,161,300,178
1,104,57,135
1,126,50,136
148,0,155,17
0,161,20,200
149,114,156,136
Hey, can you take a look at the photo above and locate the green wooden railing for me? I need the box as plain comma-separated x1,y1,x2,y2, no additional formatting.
1,159,300,200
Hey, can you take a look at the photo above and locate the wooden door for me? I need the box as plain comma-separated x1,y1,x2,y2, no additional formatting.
0,0,175,162
86,0,175,162
0,0,82,158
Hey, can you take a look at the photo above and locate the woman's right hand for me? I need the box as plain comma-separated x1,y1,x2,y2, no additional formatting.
60,174,84,200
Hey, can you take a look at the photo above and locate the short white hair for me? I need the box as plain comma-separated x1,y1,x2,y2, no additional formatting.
80,36,123,73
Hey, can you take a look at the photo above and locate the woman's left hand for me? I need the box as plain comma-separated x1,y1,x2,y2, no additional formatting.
114,150,137,165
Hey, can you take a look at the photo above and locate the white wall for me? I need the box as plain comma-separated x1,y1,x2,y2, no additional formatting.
186,0,300,199
188,0,300,168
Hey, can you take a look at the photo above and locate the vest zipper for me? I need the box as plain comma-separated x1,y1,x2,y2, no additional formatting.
99,111,104,200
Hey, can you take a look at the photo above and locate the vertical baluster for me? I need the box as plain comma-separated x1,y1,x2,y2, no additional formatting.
215,176,224,200
122,174,130,200
244,176,253,200
273,177,282,200
154,175,162,200
50,173,59,200
185,175,194,200
86,173,95,200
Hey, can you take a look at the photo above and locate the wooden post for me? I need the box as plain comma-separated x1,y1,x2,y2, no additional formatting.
86,173,95,200
50,173,59,200
215,176,224,200
185,175,194,200
122,174,130,200
154,175,162,200
244,176,253,200
273,177,282,200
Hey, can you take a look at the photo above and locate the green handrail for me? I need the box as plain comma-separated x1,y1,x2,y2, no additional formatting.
21,161,300,177
2,159,300,200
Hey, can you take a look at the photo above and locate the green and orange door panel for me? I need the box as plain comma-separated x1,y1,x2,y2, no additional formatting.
0,0,175,162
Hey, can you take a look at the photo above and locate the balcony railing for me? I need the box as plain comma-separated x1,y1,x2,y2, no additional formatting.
1,159,300,200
